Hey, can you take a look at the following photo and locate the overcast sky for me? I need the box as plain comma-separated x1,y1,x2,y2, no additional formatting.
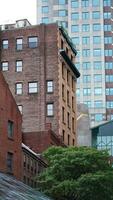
0,0,36,25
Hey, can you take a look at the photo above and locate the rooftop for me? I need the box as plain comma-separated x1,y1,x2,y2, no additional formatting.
0,172,53,200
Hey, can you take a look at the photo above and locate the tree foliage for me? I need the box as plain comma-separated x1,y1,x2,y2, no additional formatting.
37,146,113,200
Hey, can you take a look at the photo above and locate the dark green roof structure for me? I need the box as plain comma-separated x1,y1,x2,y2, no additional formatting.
0,173,53,200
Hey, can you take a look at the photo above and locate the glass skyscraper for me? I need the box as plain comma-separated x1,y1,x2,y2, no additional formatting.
37,0,113,127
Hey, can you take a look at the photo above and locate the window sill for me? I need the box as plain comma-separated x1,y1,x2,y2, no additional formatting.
8,137,14,141
47,115,54,117
28,92,38,95
47,92,53,94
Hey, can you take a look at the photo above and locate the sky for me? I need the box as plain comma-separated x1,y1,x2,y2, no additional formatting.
0,0,36,25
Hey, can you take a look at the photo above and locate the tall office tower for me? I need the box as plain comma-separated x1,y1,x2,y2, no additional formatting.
0,20,80,147
37,0,113,127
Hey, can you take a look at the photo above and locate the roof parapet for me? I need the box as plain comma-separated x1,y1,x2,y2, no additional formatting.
0,19,31,31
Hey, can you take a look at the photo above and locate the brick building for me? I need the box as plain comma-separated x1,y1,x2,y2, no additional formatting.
23,128,66,153
22,143,47,187
0,19,80,147
0,71,22,180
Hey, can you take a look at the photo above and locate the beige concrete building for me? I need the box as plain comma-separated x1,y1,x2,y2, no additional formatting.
77,103,91,146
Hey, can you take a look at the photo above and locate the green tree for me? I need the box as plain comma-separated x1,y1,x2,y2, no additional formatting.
37,146,113,200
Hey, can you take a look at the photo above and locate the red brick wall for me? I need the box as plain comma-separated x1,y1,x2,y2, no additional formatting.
0,24,59,134
23,131,51,153
0,72,22,180
22,129,66,153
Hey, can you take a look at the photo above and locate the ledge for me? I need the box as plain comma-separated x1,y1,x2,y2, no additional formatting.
59,26,77,56
60,49,80,78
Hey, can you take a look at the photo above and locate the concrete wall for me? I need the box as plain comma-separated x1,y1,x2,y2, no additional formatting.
77,103,91,146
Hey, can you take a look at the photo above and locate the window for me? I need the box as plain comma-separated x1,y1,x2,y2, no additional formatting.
2,39,8,49
104,12,111,19
82,24,90,32
72,117,75,132
71,25,79,32
59,10,67,17
72,96,74,110
8,120,14,138
92,11,100,19
42,17,49,24
104,24,111,31
84,101,91,108
18,105,23,114
104,37,112,44
71,12,79,20
83,75,91,83
94,101,103,108
67,70,70,84
66,47,68,55
105,62,113,69
76,89,80,96
71,0,79,8
82,12,89,20
82,37,90,44
83,88,91,96
104,0,111,6
83,62,90,70
15,83,23,94
105,50,112,56
73,139,75,146
81,0,89,7
107,101,113,108
42,6,49,13
67,112,70,128
106,75,113,82
93,49,101,56
62,107,65,122
62,62,65,78
67,90,69,105
93,24,101,31
72,37,79,45
108,115,113,120
62,130,65,141
61,21,68,28
94,88,102,95
76,63,80,70
7,152,13,173
92,0,100,6
95,114,103,121
16,38,23,50
94,74,102,82
16,60,22,72
1,61,8,71
106,88,113,95
47,103,53,116
28,82,38,93
94,61,102,70
47,80,53,93
59,0,66,4
28,37,38,48
82,49,90,57
62,84,65,99
68,134,70,145
93,36,101,44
